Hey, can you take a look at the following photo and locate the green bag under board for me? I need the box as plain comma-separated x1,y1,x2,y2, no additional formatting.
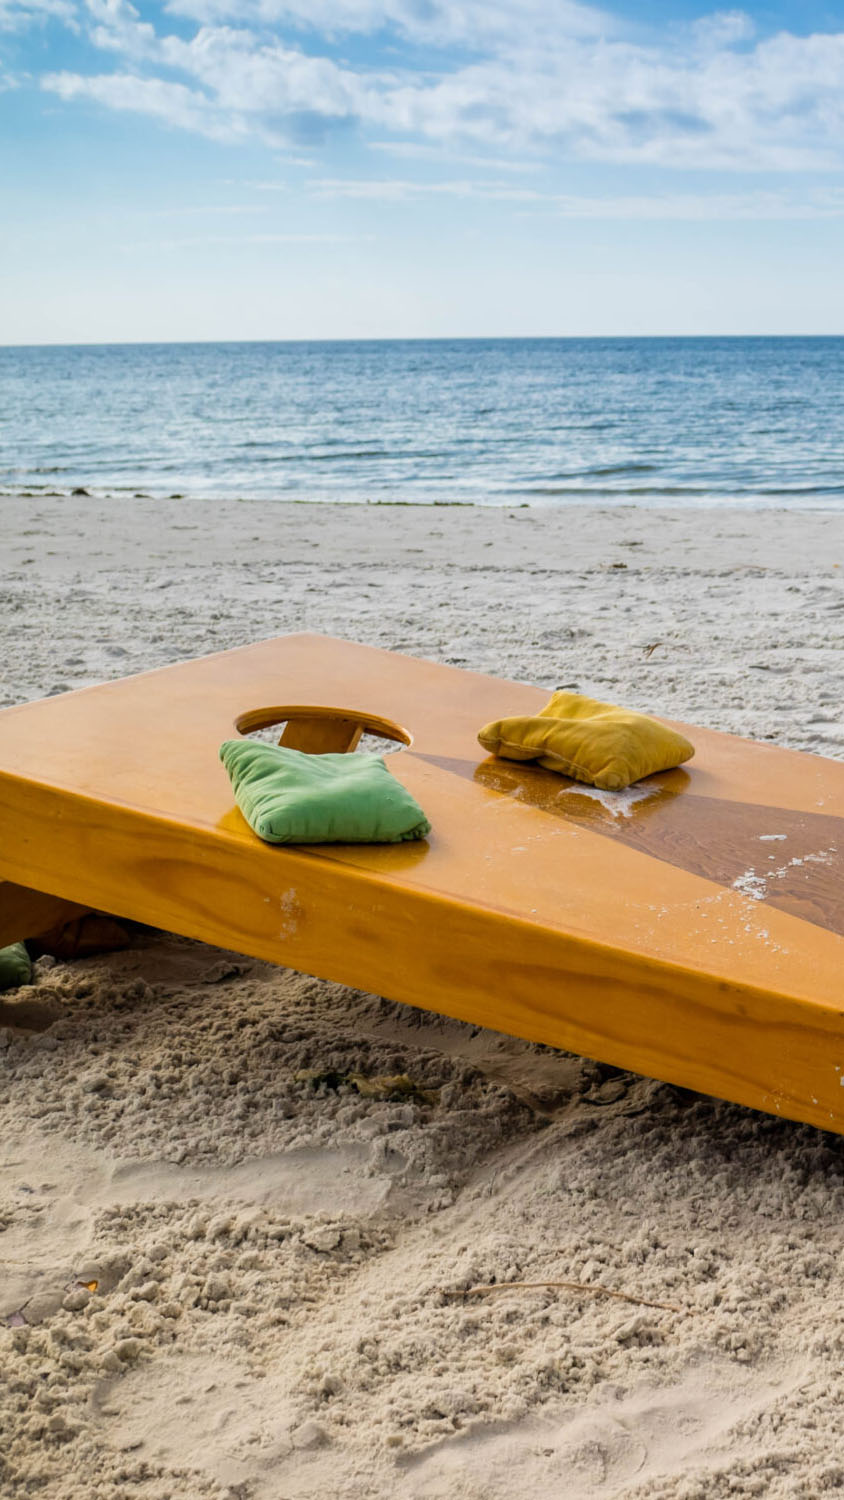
220,740,431,845
0,942,32,992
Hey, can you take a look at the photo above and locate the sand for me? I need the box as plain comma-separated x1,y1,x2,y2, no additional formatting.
1,495,843,1500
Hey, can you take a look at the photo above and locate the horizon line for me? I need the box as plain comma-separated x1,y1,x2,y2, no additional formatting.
4,333,844,350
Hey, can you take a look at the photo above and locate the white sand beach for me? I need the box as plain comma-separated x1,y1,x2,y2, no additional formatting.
2,495,844,1500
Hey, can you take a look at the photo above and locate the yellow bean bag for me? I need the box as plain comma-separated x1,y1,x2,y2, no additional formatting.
478,691,694,791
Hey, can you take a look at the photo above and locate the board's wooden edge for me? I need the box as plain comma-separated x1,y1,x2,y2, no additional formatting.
3,770,844,1135
2,759,836,1002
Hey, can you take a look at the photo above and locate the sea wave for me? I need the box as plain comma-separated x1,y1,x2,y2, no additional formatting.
3,336,844,509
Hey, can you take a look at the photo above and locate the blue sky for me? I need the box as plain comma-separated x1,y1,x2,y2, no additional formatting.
3,0,844,341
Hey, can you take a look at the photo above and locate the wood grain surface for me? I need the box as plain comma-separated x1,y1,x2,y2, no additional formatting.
1,633,842,1133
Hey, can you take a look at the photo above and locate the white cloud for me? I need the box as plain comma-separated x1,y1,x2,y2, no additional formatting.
221,177,291,189
691,10,755,50
73,1,380,126
34,1,844,173
369,140,541,172
42,70,248,140
158,27,371,119
122,230,373,249
142,201,274,213
552,187,844,218
162,0,613,48
0,0,76,30
85,0,155,53
310,176,543,201
308,178,844,218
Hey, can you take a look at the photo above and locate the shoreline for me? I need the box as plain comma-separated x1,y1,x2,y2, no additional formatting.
6,489,844,511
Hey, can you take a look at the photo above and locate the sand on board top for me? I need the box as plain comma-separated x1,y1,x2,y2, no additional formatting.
1,493,843,1500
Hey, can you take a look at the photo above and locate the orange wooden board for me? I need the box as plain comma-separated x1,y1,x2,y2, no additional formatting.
1,633,842,1133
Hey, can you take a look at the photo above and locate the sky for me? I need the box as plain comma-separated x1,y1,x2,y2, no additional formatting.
4,0,844,342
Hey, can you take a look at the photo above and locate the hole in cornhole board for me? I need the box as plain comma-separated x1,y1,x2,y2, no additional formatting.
234,705,412,757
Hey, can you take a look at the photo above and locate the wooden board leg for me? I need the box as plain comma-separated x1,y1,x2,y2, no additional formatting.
279,716,364,753
0,880,91,948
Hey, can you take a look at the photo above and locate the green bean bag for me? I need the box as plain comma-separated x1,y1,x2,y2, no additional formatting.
0,942,32,991
220,740,431,844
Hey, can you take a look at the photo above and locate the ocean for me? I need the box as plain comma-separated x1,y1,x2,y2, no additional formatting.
2,337,844,508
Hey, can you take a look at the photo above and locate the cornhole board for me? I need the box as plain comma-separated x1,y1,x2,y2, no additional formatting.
1,633,842,1134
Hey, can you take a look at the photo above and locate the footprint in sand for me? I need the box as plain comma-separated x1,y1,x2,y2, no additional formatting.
402,1356,811,1498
